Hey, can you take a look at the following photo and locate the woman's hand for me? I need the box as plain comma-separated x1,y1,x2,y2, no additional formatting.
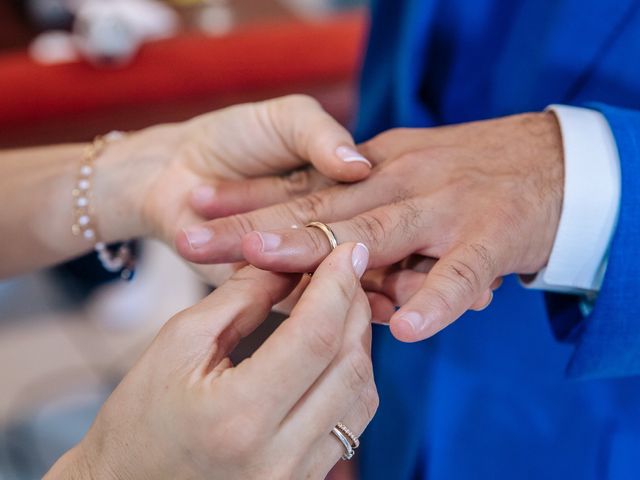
93,95,370,283
45,243,376,480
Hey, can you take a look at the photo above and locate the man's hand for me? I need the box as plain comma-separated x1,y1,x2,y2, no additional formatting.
176,112,564,342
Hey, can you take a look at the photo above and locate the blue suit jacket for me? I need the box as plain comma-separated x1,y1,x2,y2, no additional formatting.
355,0,640,478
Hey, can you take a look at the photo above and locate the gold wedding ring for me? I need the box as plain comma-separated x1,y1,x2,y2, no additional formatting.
305,221,338,251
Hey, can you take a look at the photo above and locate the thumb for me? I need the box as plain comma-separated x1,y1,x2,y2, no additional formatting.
264,95,373,182
389,243,498,342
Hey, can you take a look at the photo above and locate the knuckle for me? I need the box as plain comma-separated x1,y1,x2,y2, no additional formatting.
226,269,274,311
228,213,259,238
286,192,329,225
372,127,407,147
332,270,357,306
467,242,497,277
281,93,319,110
351,212,388,245
157,312,186,341
361,384,380,421
421,285,456,317
444,258,480,293
159,309,204,341
299,321,341,361
220,413,266,456
281,169,313,197
343,352,374,393
392,199,423,242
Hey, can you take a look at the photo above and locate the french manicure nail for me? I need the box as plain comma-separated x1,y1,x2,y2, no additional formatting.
183,226,213,249
336,146,372,167
352,243,370,278
192,185,216,204
396,311,426,333
257,232,282,252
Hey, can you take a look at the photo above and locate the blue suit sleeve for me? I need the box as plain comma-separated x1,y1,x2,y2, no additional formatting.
546,103,640,379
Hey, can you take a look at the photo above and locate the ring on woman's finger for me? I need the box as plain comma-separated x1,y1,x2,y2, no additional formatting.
331,422,360,460
306,221,338,251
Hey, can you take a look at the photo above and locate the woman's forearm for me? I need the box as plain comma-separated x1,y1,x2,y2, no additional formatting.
0,134,151,278
1,144,95,277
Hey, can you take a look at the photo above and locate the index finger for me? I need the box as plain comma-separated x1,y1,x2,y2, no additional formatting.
175,172,392,264
232,242,369,422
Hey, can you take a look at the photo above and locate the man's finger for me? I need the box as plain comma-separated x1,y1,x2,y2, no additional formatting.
241,201,434,273
230,242,370,423
389,242,498,342
366,291,397,325
189,169,334,219
176,175,391,264
382,268,495,313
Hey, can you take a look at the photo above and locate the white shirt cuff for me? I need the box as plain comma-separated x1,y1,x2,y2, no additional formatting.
521,105,621,294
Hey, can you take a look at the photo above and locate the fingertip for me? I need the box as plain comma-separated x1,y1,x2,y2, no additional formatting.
366,291,396,325
352,242,370,279
389,310,432,343
241,231,266,263
331,145,373,183
190,185,217,215
335,146,373,168
175,225,215,263
470,290,493,311
389,315,421,342
174,228,193,259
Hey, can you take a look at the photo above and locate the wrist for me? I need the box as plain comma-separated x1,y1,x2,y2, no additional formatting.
93,124,183,243
520,111,564,273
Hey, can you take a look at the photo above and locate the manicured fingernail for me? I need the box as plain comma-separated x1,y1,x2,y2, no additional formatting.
191,185,216,205
256,232,282,252
396,311,426,333
336,146,372,167
352,243,370,278
183,226,213,249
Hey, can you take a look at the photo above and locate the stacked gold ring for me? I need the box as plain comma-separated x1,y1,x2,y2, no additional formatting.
331,422,360,461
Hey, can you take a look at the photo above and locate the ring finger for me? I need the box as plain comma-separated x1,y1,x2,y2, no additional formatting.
302,382,377,479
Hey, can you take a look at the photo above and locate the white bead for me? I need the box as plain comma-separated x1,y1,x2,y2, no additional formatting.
78,179,90,190
105,131,125,142
76,197,89,207
80,165,93,176
95,242,106,251
78,215,90,226
83,229,95,240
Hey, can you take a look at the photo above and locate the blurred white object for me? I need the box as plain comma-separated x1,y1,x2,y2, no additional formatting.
196,2,234,36
279,0,335,18
29,0,180,67
75,0,180,66
29,30,80,64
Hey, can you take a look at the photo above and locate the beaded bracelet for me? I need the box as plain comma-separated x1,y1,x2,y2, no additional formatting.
71,131,136,281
